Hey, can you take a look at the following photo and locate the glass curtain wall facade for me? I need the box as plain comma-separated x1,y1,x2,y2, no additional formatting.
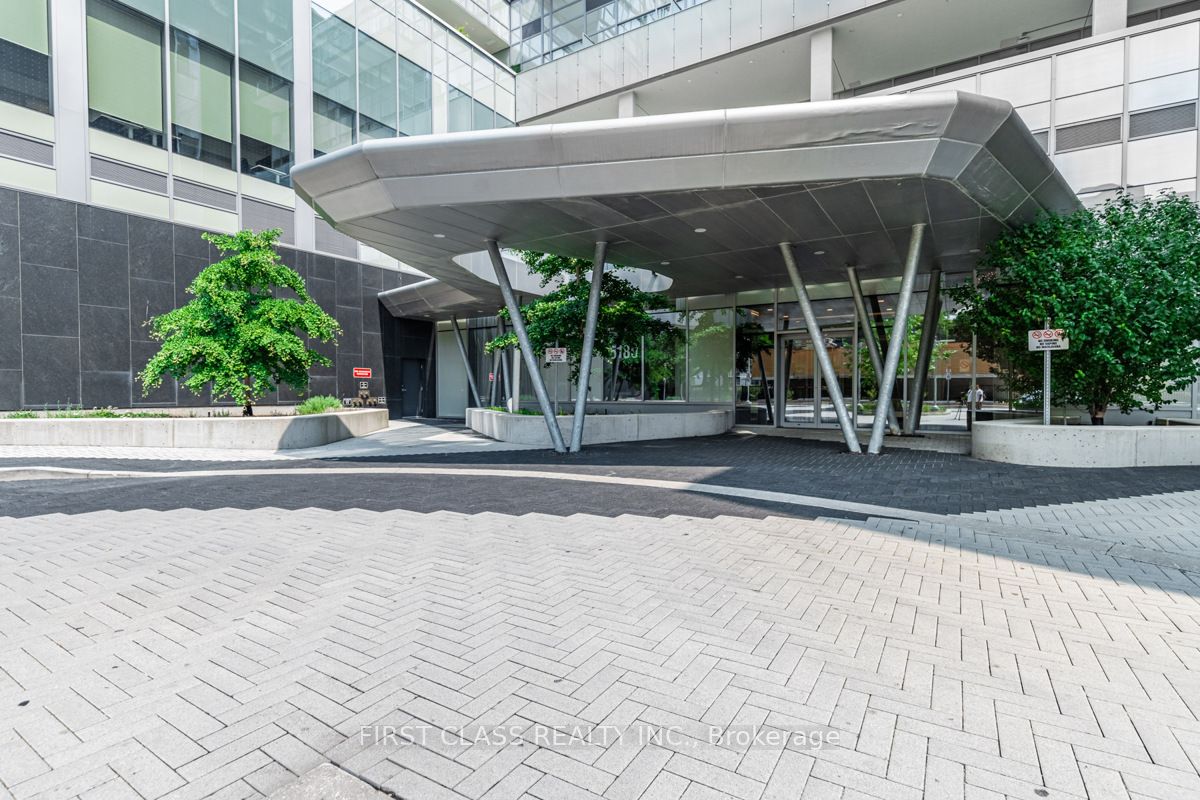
508,0,709,69
1,0,52,114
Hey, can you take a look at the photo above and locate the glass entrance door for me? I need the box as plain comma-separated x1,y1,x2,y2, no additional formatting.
777,330,857,428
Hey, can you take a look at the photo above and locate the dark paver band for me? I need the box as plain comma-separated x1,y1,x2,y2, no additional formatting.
3,434,1198,516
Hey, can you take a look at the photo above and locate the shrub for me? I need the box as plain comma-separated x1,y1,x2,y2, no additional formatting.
5,410,38,419
296,395,342,415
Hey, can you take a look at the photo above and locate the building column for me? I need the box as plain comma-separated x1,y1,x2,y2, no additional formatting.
50,0,88,203
1092,0,1129,34
868,224,925,454
906,268,942,434
810,27,834,102
570,241,608,452
451,316,482,408
292,0,316,251
847,266,899,435
780,243,860,454
486,240,566,453
617,91,643,118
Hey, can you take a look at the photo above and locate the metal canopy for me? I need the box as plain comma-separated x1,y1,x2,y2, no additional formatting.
292,92,1079,311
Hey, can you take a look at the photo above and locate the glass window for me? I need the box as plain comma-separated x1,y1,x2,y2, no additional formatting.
170,28,234,168
238,0,292,78
448,86,472,132
603,340,643,401
170,0,234,53
645,312,685,401
0,0,51,115
688,307,735,403
312,4,357,155
86,0,163,144
398,55,432,135
239,61,292,184
359,31,398,139
472,99,494,130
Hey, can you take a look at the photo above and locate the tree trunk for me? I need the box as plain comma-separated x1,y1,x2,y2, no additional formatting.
1090,406,1105,425
243,401,254,417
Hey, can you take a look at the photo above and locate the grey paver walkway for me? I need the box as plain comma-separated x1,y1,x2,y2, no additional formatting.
2,493,1199,799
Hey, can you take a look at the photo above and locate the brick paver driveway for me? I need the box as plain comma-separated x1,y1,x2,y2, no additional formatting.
3,478,1200,799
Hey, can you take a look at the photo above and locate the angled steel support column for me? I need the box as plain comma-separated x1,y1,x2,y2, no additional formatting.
451,316,482,409
486,240,567,453
906,268,942,434
847,266,899,435
868,223,925,454
570,241,608,452
780,243,861,454
497,317,512,402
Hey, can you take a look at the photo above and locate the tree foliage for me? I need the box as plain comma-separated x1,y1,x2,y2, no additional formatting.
857,313,953,397
947,192,1200,422
486,250,672,384
138,228,342,413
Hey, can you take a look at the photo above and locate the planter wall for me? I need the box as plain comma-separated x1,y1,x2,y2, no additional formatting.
0,409,388,450
468,408,733,447
972,418,1200,467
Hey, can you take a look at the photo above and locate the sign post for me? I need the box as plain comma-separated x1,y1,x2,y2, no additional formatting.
545,348,568,416
1027,322,1069,425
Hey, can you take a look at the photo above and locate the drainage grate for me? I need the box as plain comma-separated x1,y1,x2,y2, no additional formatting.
1130,102,1197,139
1055,116,1121,152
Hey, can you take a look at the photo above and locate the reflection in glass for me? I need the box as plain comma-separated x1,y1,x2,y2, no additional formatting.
239,61,293,184
735,307,775,424
170,28,234,168
312,5,357,155
1,0,51,114
645,312,685,401
448,86,473,132
359,30,398,139
688,308,735,403
398,56,432,135
86,0,163,144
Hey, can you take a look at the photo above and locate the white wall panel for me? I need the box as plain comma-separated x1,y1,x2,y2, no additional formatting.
599,37,624,95
730,0,760,52
647,16,675,78
760,0,792,40
1015,102,1051,131
622,26,649,87
1054,86,1124,126
555,52,580,106
1129,22,1199,82
979,60,1050,107
579,46,602,100
1142,177,1196,196
1055,41,1124,97
699,0,730,62
1130,70,1199,111
673,8,701,72
1127,130,1198,185
1053,142,1122,192
914,75,978,94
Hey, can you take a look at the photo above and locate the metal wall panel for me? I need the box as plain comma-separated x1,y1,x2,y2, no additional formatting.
1055,41,1124,97
1130,70,1199,111
1129,21,1199,82
1054,86,1124,126
979,59,1051,107
1127,130,1198,184
1053,142,1123,192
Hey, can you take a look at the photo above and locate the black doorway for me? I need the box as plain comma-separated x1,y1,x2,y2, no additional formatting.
400,358,424,417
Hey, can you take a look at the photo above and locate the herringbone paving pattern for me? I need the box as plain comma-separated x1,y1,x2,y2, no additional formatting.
2,504,1199,799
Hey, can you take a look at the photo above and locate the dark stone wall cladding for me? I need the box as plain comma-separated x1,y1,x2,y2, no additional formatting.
0,187,405,410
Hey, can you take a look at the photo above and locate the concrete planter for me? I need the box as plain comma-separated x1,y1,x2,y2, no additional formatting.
0,409,388,450
973,418,1200,467
467,408,733,447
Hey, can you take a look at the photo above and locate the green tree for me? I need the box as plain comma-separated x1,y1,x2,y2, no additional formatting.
486,251,672,394
948,192,1200,424
138,229,342,416
857,313,953,397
